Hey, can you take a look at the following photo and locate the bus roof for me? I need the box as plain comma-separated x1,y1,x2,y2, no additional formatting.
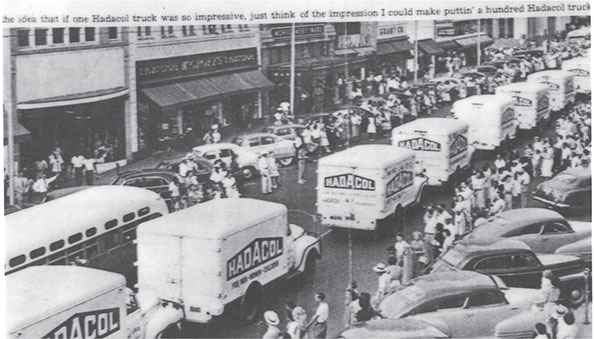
527,70,574,80
139,198,287,239
6,186,167,262
7,266,125,333
319,145,414,169
496,82,549,94
392,118,468,136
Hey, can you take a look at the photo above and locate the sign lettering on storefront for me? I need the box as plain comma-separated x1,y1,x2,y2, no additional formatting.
137,48,258,83
378,24,407,39
271,25,325,39
336,34,372,50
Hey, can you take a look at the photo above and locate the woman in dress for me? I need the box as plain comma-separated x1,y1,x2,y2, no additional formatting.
541,147,554,178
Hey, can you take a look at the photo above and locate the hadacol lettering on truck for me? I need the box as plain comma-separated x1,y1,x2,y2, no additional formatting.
537,96,549,114
43,308,120,339
324,174,376,191
227,237,284,280
544,81,560,91
502,107,515,126
450,133,468,158
398,137,441,152
513,96,532,107
386,171,414,197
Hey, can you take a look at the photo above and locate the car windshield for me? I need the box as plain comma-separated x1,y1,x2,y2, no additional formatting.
554,173,577,184
231,137,244,146
378,283,427,318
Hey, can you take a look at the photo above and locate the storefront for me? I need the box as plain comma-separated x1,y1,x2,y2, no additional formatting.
435,20,494,68
374,22,413,78
136,47,273,151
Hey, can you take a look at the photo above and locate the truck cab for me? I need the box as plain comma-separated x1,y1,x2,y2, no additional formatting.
136,198,322,324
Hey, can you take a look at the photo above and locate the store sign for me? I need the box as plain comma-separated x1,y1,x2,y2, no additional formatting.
43,308,120,339
398,137,441,152
324,173,376,191
378,24,407,40
271,25,325,39
227,237,283,280
336,34,372,50
137,48,258,83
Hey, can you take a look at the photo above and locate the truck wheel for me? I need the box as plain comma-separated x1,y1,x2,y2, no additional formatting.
242,166,256,180
565,283,586,308
279,156,294,166
240,283,262,323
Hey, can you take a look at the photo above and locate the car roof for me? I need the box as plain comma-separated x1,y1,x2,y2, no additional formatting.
404,271,498,302
339,318,448,338
265,124,305,130
464,208,565,240
495,208,564,224
557,166,592,180
451,239,533,262
192,142,239,152
139,198,287,239
527,70,574,79
234,132,282,139
116,169,178,180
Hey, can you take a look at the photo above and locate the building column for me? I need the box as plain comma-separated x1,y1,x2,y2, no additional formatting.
123,27,138,160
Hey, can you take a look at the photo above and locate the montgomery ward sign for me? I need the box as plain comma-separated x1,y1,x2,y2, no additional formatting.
386,171,414,197
227,237,283,280
137,48,258,83
398,137,441,152
43,308,120,339
324,174,375,191
271,25,325,39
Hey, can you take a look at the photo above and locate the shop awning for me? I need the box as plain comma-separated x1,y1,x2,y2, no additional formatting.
455,34,494,48
418,39,445,55
376,37,414,56
438,40,461,50
3,110,32,144
142,70,274,109
267,55,367,73
17,87,129,110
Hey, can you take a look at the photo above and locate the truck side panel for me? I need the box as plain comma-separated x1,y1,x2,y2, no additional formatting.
137,234,183,303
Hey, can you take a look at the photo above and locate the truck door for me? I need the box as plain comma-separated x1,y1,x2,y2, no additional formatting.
137,235,183,302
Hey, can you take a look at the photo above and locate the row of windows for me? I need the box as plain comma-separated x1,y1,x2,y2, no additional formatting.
17,27,119,47
7,206,152,269
137,24,250,39
268,41,330,65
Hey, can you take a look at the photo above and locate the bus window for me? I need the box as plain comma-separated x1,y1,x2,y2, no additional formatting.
86,227,97,237
138,207,150,217
68,233,83,244
122,223,137,242
30,247,46,260
100,230,122,251
9,255,26,268
67,244,85,263
123,212,135,223
48,251,67,265
84,240,99,258
50,239,65,252
105,219,118,230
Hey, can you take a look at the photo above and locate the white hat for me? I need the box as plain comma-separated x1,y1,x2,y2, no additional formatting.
211,124,219,130
551,305,568,319
264,311,280,326
373,263,387,273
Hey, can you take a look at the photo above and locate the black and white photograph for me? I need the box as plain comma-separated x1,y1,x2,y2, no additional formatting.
3,1,592,338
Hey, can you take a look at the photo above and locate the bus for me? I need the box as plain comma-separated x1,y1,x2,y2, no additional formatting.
5,186,169,287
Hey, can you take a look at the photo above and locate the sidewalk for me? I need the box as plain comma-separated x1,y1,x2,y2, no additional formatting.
576,302,592,338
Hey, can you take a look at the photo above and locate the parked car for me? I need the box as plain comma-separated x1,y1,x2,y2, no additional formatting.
231,133,296,166
462,208,591,254
376,271,541,338
456,71,487,81
428,77,462,91
156,156,213,183
337,318,448,339
190,143,259,179
111,169,184,211
512,49,545,59
429,239,586,307
262,124,306,141
476,65,499,76
555,236,592,265
533,166,592,211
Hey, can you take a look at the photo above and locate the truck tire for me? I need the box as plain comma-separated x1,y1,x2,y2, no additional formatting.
565,282,586,308
240,283,262,323
299,251,318,285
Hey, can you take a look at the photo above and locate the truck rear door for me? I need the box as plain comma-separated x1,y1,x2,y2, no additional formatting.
137,234,183,303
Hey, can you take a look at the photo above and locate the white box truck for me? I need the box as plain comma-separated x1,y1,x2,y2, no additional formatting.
317,145,427,231
453,95,518,151
496,82,551,130
562,57,591,95
391,118,473,186
7,266,183,339
527,70,576,111
136,198,321,324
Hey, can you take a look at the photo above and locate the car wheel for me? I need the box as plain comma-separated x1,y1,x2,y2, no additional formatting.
242,167,256,180
565,283,587,308
279,156,294,166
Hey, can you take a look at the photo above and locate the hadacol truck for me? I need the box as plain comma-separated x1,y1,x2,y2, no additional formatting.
391,118,472,186
452,95,518,150
527,70,576,111
7,266,183,339
562,57,591,95
317,145,427,232
136,198,321,324
496,82,551,130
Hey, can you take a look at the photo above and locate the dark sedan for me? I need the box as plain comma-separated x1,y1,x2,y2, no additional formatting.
111,169,184,211
533,166,592,211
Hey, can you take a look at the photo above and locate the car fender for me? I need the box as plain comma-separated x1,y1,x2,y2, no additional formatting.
290,224,322,272
495,310,546,339
413,317,452,338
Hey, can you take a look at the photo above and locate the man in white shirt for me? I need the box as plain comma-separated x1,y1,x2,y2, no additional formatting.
71,152,85,186
48,151,64,188
309,292,329,338
518,169,531,208
31,173,58,203
494,154,506,170
258,153,271,194
82,156,97,186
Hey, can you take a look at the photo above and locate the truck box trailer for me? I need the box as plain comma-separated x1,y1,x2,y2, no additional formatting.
527,70,576,111
496,82,551,130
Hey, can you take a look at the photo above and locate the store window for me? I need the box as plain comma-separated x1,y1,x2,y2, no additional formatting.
498,18,506,38
108,27,118,40
52,28,65,44
138,26,152,39
85,27,95,42
203,25,218,35
221,24,234,33
34,29,48,46
238,24,250,32
69,27,81,43
17,29,30,47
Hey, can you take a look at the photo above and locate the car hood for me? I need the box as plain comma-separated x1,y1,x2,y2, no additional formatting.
502,287,543,306
535,179,576,196
555,237,592,256
337,318,448,339
569,221,592,236
536,253,581,268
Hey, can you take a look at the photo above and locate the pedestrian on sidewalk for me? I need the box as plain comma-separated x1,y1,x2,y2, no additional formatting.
13,171,31,205
259,152,272,194
48,150,64,189
297,145,308,185
308,292,329,339
70,151,85,186
268,151,280,189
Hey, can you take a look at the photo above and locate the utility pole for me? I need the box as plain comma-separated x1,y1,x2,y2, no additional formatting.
477,19,482,66
4,29,15,205
289,22,296,117
414,20,419,84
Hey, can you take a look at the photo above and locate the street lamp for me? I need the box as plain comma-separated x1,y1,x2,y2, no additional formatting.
584,268,590,325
